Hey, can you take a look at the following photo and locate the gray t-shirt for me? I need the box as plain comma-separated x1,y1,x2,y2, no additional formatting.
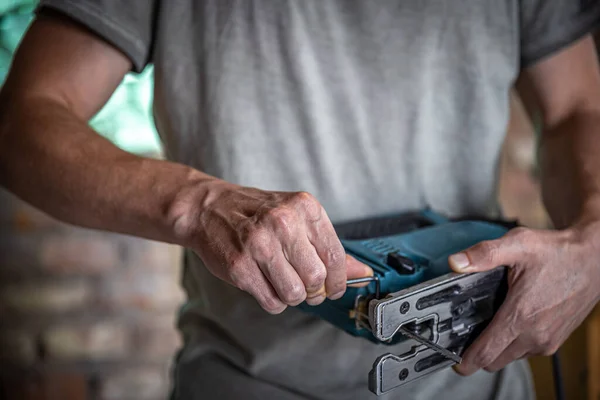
36,1,600,399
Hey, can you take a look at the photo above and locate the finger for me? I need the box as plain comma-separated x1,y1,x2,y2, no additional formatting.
448,231,528,273
484,337,528,372
262,203,328,306
306,210,347,300
283,236,329,305
453,299,520,376
257,249,307,307
346,255,374,288
239,261,287,314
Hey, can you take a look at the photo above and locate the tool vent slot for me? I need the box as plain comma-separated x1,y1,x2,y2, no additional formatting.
362,239,398,255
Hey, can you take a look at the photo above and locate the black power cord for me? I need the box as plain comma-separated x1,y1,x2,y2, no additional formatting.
552,351,565,400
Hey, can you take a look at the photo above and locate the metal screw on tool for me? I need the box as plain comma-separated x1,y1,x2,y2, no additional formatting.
400,302,410,314
399,368,409,381
409,323,423,335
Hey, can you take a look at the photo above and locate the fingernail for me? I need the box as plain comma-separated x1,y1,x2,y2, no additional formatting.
452,362,469,376
449,253,471,270
328,290,345,300
305,294,326,305
364,266,374,276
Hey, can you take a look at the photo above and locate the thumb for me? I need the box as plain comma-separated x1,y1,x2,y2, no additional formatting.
346,255,374,287
448,235,522,274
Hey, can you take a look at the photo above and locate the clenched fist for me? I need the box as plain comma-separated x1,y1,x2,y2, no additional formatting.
170,180,373,314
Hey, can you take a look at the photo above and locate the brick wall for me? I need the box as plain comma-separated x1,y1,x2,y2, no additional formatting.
0,184,184,400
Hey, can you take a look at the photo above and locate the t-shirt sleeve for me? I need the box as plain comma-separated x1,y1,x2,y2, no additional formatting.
520,0,600,68
35,0,157,73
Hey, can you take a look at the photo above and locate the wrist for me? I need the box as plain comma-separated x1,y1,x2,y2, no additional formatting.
166,170,235,247
558,213,600,305
568,199,600,239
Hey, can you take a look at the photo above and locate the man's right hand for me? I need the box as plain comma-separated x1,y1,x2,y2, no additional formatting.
170,180,373,314
0,12,372,315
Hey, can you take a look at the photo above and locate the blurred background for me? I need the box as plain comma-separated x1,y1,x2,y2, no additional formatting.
0,1,598,399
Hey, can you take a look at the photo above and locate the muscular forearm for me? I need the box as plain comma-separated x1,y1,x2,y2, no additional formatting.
539,108,600,230
0,94,214,244
0,93,374,313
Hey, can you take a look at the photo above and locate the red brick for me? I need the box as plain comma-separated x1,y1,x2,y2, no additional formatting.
100,366,168,400
40,234,121,275
0,330,36,366
42,321,129,360
126,239,181,272
0,280,91,314
0,372,89,400
100,270,184,312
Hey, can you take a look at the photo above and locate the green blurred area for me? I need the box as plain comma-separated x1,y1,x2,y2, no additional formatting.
0,0,162,155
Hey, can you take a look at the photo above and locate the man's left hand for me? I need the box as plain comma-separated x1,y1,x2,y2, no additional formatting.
448,224,600,375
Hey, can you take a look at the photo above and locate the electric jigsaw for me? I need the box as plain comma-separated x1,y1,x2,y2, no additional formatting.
297,208,516,396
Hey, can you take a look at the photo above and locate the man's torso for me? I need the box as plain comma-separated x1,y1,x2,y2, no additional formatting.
150,2,529,399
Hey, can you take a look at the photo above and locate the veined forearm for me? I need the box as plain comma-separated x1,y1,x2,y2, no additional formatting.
0,94,212,244
539,108,600,230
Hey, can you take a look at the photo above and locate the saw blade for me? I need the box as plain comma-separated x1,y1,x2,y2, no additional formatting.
398,326,462,364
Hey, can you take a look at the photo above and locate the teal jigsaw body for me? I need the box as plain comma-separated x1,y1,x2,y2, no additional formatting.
297,209,513,343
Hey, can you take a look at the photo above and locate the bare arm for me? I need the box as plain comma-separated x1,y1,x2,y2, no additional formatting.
0,13,371,314
0,13,210,244
516,34,600,230
451,34,600,375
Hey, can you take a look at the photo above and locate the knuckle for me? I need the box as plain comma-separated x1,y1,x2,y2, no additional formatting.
475,353,496,369
248,228,274,260
227,256,249,287
292,192,322,219
477,240,500,263
281,282,306,304
324,246,345,269
472,347,496,368
304,265,327,289
293,191,317,204
248,227,270,244
267,208,295,235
